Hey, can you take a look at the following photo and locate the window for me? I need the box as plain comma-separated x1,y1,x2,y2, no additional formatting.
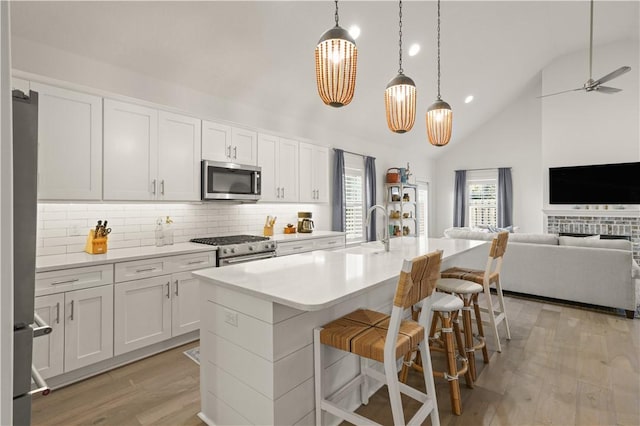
344,153,366,243
467,170,497,228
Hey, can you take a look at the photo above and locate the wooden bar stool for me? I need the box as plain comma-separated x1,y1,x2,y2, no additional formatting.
436,278,486,381
399,291,473,416
313,251,442,426
441,231,511,353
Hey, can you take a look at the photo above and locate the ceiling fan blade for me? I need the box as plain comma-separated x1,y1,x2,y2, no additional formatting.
593,66,631,85
595,86,622,94
537,88,583,99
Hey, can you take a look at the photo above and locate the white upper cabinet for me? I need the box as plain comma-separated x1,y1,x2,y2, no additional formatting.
202,120,257,165
230,127,258,165
158,111,201,201
201,120,231,162
31,83,103,200
278,138,299,202
104,99,158,200
104,100,201,201
257,133,279,202
257,133,299,202
299,142,329,203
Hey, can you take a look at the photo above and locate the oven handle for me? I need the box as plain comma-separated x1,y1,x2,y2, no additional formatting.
220,252,276,265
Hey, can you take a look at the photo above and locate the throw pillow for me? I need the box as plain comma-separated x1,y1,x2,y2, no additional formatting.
486,225,514,233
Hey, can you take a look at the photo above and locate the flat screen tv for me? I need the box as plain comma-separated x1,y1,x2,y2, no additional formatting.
549,162,640,204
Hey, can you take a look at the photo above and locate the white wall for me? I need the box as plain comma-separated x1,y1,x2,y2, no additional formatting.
433,38,640,236
0,2,12,423
11,36,436,238
434,75,543,235
542,39,640,210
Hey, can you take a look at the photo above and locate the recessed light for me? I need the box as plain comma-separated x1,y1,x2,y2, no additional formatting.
348,25,361,40
464,95,474,104
408,43,420,57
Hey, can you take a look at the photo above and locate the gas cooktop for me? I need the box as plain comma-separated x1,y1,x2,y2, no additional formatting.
190,235,269,246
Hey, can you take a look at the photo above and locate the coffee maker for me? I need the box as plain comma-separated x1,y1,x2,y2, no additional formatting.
297,212,314,233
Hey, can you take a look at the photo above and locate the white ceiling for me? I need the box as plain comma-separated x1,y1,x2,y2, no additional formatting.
10,1,639,157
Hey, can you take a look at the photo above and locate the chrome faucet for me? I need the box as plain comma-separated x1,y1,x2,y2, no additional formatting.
366,204,390,252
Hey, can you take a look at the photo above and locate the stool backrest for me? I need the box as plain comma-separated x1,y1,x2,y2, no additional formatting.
484,231,509,284
393,250,443,309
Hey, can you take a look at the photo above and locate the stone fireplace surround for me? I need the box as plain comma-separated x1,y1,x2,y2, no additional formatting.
545,210,640,262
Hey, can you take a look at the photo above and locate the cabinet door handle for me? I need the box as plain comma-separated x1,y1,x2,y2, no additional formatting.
174,280,179,296
226,145,231,158
293,246,304,250
70,300,74,321
281,187,285,198
166,282,170,299
187,260,205,265
160,180,165,195
233,146,237,159
152,179,157,195
135,267,156,273
56,302,60,324
276,187,280,198
51,278,79,286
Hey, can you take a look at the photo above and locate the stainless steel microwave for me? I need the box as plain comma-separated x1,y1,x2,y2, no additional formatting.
201,160,261,202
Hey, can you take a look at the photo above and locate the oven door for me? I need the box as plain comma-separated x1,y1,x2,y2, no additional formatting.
218,251,276,267
202,160,261,201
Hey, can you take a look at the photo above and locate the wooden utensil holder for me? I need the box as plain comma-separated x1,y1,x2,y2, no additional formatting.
263,226,274,237
85,230,108,254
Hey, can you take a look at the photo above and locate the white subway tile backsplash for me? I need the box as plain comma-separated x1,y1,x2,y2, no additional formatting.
37,246,67,256
37,229,67,239
40,211,67,220
36,203,329,255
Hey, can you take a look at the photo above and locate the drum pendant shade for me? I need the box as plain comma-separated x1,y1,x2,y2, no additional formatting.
315,25,358,107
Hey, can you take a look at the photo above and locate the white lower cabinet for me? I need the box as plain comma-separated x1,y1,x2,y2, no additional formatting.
64,285,114,371
114,276,172,356
33,294,64,379
276,235,346,256
34,285,114,376
171,272,201,336
114,271,202,356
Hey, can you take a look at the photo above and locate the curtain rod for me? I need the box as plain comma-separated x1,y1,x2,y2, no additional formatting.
333,148,374,159
456,167,511,172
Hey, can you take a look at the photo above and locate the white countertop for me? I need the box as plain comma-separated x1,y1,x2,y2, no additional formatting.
193,237,486,311
270,230,345,242
36,242,217,272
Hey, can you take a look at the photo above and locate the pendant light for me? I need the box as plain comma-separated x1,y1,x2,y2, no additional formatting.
426,0,452,147
315,0,358,107
385,0,416,133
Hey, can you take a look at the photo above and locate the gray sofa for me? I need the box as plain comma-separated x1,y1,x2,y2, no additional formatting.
442,228,638,318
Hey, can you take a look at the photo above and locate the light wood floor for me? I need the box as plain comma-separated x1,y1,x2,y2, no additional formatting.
32,295,640,426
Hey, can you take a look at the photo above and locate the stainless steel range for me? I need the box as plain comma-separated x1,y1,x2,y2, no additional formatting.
190,235,276,267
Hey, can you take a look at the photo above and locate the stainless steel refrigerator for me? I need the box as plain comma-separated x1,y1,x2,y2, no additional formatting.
12,89,49,425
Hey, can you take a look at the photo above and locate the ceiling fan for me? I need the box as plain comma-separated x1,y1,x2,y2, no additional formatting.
539,0,631,99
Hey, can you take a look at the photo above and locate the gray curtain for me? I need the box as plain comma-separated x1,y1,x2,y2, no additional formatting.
497,167,513,227
332,149,345,232
364,156,376,242
453,170,466,227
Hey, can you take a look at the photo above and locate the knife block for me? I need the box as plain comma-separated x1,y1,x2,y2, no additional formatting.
85,230,108,254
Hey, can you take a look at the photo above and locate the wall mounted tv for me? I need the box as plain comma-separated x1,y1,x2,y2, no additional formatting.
549,162,640,204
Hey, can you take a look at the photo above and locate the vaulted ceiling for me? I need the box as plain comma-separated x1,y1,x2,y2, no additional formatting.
10,1,639,157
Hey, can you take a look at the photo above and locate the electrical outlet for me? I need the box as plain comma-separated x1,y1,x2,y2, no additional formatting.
224,309,238,327
69,224,83,236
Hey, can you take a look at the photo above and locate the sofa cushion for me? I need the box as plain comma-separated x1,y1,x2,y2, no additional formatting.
558,236,632,251
509,233,559,245
443,228,494,241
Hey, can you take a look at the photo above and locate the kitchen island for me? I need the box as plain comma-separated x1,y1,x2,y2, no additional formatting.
193,237,486,426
